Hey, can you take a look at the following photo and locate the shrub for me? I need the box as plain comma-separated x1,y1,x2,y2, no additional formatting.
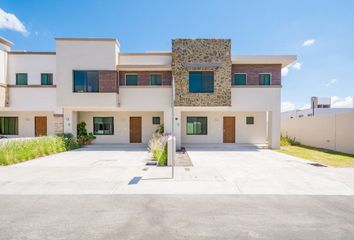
281,135,299,146
77,122,96,145
155,124,164,134
148,133,168,166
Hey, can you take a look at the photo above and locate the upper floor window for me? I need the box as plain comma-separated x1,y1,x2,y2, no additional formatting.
0,117,18,135
189,71,214,93
125,74,138,86
150,74,162,86
233,73,247,85
16,73,28,85
93,117,114,135
73,70,99,92
259,73,271,85
186,117,207,135
41,73,53,85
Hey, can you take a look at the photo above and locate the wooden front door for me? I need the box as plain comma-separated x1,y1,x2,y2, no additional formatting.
223,117,235,143
130,117,142,143
35,116,47,137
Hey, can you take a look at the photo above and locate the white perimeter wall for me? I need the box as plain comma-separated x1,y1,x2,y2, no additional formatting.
0,111,55,138
281,111,354,154
181,111,267,144
78,111,164,144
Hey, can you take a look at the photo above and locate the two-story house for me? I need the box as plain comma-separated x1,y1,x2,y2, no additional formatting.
0,37,296,149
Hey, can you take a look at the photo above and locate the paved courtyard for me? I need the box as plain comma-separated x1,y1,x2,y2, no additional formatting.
1,144,354,195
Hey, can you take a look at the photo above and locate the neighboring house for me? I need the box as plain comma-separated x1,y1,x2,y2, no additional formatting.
0,37,296,149
282,96,354,120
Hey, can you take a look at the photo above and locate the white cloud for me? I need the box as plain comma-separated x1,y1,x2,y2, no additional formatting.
299,104,311,110
281,101,296,112
325,78,337,87
281,62,302,76
331,96,353,108
303,39,316,47
0,8,27,34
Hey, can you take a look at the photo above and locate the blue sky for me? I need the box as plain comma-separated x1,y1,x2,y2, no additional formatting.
1,0,353,110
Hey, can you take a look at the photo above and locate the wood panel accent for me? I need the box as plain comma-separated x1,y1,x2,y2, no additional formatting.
223,117,235,143
35,116,47,137
129,117,142,143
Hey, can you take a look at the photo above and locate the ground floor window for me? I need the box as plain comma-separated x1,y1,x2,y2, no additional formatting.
93,117,114,135
152,116,160,125
187,117,207,135
0,117,18,135
246,116,254,125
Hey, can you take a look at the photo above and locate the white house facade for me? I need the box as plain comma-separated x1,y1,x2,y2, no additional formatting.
0,37,296,149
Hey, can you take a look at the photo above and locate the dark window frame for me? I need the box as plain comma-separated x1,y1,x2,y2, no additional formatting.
0,117,19,135
188,71,214,93
93,117,114,135
186,116,208,135
246,116,254,125
41,73,53,85
125,74,138,86
16,73,28,85
258,73,271,85
73,70,99,93
152,116,161,125
150,74,163,86
233,73,247,85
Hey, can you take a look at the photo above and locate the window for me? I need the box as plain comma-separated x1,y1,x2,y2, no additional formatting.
246,116,254,125
73,71,99,92
41,73,53,85
0,117,18,135
126,74,138,86
93,117,114,135
152,117,160,125
16,73,28,85
189,71,214,93
186,117,207,135
150,74,162,86
259,73,271,85
233,73,247,85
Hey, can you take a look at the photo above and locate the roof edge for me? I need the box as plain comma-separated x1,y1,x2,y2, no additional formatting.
55,37,120,47
9,51,56,55
0,37,13,47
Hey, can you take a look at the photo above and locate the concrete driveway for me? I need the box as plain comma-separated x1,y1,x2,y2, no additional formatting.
1,144,354,195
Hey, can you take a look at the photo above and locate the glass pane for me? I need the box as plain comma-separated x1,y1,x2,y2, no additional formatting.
151,74,162,85
87,71,99,92
234,74,246,85
201,72,214,92
73,71,87,92
94,117,113,135
186,117,207,135
189,72,202,93
126,75,138,86
0,117,17,135
259,74,271,85
41,74,53,85
16,74,28,85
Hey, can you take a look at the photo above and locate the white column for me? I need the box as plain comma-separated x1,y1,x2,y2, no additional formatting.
164,109,172,134
174,109,181,150
63,109,78,137
268,110,280,149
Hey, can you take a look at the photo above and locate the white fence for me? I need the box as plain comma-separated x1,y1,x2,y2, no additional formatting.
281,111,354,155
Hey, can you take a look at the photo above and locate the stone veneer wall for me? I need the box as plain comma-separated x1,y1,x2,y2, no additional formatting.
232,64,282,85
54,115,64,135
172,39,232,106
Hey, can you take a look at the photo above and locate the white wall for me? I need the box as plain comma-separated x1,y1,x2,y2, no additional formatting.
0,49,7,85
119,54,171,66
78,111,164,144
281,111,354,155
0,111,56,137
56,40,118,107
7,88,57,111
181,111,267,144
119,87,172,110
231,87,280,111
8,54,56,85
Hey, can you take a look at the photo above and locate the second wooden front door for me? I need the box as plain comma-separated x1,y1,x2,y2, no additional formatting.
35,116,47,137
223,117,235,143
130,117,142,143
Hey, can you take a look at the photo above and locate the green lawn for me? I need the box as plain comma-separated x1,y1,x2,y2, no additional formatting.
278,145,354,167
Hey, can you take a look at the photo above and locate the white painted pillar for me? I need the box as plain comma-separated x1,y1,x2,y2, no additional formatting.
63,109,78,137
268,110,280,149
164,109,172,134
174,109,181,150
